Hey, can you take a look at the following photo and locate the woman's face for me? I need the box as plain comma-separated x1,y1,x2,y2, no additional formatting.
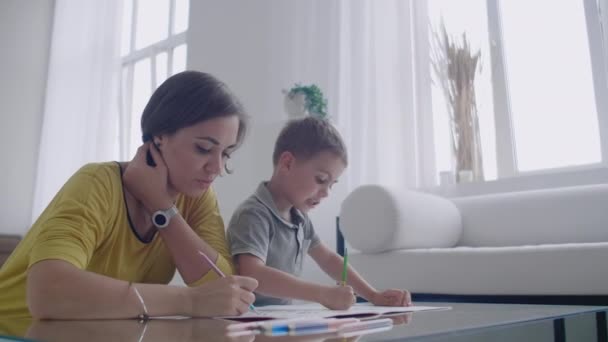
157,115,240,197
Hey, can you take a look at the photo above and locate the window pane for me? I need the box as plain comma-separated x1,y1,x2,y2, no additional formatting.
173,0,190,34
500,1,601,171
120,66,130,158
120,66,131,155
156,52,168,88
428,0,497,182
120,0,133,56
130,59,152,158
135,0,170,50
172,44,188,74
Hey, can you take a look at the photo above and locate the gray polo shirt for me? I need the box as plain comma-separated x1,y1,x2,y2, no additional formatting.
227,182,321,306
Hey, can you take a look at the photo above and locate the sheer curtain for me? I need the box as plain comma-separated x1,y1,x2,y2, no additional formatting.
334,0,436,191
31,0,122,221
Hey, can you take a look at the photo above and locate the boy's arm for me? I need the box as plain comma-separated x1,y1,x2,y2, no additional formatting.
308,242,412,306
236,254,355,310
308,242,376,300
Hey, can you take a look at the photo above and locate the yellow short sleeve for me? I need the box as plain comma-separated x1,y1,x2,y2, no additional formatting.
29,165,113,270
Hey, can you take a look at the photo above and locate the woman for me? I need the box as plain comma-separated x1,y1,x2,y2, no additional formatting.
0,71,257,319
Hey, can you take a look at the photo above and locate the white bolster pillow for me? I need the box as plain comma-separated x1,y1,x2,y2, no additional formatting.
339,185,462,253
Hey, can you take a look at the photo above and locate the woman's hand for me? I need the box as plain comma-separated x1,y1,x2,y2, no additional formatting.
123,142,173,212
370,289,412,307
187,276,258,317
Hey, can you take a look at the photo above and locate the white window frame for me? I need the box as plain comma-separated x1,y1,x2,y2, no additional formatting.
119,0,187,160
419,0,608,197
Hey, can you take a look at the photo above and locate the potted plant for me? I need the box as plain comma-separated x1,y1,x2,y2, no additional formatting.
283,83,328,119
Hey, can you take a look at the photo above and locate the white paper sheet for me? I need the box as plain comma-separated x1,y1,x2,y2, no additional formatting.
219,303,450,321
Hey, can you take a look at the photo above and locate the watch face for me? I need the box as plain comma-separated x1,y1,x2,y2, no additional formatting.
152,206,177,229
154,213,167,227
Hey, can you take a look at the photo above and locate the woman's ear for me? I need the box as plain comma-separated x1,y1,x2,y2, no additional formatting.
153,134,169,150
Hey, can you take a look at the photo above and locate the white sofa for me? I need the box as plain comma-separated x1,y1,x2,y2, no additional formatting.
338,184,608,303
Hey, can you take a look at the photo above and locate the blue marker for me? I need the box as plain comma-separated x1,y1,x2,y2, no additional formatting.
262,318,359,336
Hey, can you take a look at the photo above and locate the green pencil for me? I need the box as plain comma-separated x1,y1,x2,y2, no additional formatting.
341,247,348,286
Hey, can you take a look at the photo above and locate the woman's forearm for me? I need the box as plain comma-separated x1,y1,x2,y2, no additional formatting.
27,260,189,319
157,214,226,284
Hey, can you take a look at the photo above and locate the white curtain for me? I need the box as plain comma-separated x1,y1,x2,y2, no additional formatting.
31,0,122,221
334,0,436,191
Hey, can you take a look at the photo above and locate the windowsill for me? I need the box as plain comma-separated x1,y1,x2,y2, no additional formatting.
425,164,608,198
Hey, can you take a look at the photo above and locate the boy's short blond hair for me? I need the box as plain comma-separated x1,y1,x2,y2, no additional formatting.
273,117,348,166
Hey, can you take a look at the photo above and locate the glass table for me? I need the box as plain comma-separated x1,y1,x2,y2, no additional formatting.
359,302,606,341
0,302,605,341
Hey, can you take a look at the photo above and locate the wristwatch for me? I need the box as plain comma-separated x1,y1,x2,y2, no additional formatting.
151,205,179,229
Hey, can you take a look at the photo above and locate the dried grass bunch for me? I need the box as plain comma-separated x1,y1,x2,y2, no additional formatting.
431,21,484,182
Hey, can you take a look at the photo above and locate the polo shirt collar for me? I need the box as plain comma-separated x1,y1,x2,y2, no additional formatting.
254,182,305,228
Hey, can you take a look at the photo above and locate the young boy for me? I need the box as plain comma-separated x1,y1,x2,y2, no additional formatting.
227,117,411,309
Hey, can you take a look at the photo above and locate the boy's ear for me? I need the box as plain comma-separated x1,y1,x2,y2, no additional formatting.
277,151,296,171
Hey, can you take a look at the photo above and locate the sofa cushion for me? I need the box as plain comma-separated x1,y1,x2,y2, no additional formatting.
453,184,608,247
348,242,608,295
339,185,462,253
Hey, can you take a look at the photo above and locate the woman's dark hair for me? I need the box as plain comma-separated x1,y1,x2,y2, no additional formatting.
141,70,248,148
140,71,248,174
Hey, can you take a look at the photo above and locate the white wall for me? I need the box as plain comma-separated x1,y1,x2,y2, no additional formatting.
188,0,345,284
0,1,54,235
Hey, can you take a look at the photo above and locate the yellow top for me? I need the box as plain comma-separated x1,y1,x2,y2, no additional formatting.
0,162,233,318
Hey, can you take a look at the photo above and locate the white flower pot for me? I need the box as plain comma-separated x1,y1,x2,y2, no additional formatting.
284,92,308,119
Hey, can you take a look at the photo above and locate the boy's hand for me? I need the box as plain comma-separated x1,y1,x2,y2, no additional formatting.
319,285,356,310
370,289,412,307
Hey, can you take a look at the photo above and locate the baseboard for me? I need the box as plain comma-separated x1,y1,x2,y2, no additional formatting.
411,293,608,306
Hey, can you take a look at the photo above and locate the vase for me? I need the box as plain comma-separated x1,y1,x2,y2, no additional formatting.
450,81,484,182
457,170,474,183
284,92,308,119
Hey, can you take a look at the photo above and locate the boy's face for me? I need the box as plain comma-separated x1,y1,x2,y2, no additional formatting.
282,151,346,213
